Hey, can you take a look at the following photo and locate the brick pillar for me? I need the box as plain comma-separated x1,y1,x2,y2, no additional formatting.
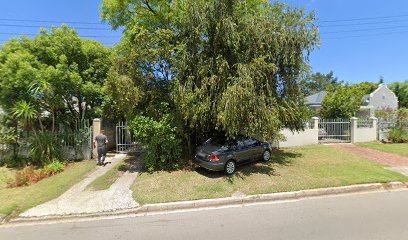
350,117,358,143
92,118,101,159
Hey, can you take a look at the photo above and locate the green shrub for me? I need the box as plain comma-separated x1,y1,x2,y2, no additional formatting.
42,161,65,175
29,131,63,165
388,127,408,143
129,114,182,172
0,154,30,168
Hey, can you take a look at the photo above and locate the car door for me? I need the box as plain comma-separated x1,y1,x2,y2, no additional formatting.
233,138,251,164
243,138,263,161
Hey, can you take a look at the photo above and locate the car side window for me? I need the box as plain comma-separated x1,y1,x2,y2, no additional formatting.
244,138,258,147
236,139,245,149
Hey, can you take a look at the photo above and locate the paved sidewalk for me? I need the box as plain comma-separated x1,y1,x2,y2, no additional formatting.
20,154,140,218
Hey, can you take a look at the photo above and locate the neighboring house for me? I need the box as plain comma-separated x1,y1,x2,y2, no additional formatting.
305,84,399,117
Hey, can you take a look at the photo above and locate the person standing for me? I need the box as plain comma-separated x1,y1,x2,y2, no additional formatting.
94,130,109,166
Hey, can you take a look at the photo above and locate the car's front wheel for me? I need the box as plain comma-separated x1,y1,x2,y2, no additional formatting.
224,160,236,175
262,150,271,162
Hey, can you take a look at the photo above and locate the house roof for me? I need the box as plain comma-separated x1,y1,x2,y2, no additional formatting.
305,91,327,105
305,84,395,107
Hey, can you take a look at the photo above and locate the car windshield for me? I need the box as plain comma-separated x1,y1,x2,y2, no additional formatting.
204,136,226,146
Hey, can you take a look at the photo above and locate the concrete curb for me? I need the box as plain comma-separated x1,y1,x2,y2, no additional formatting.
7,182,408,225
139,182,388,214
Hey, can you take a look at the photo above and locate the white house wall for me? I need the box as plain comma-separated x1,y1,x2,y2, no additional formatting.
367,84,398,110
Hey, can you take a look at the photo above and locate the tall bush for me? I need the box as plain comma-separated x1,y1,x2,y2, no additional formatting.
29,131,63,165
388,127,408,143
129,114,182,172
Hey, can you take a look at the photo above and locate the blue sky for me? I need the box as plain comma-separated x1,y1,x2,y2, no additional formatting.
0,0,407,84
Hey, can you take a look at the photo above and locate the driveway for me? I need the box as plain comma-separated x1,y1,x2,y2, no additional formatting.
20,154,139,218
330,143,408,176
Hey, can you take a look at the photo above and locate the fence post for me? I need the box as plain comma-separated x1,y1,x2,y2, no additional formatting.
92,118,101,159
370,117,378,140
350,117,358,143
312,117,319,130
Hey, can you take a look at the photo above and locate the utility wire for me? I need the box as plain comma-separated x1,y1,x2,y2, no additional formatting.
0,32,121,38
324,29,408,40
0,18,103,25
319,18,408,28
321,25,408,34
0,23,114,31
317,13,408,23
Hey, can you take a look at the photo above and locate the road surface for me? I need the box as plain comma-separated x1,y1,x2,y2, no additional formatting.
2,190,408,240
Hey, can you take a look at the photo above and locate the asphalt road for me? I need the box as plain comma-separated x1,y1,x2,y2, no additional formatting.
2,190,408,240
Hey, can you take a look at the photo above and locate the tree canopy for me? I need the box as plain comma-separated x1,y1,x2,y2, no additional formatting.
319,82,378,119
390,81,408,108
101,0,320,148
302,71,341,96
0,26,111,127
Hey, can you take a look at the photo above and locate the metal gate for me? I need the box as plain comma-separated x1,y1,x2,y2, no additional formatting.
116,121,138,153
318,119,351,143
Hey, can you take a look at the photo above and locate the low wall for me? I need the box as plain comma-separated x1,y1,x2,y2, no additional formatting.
353,127,377,143
277,128,319,148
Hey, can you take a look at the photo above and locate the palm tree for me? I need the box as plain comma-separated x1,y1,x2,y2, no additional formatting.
11,101,38,129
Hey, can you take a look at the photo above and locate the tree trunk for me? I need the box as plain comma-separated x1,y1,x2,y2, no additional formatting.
186,133,192,157
52,110,55,133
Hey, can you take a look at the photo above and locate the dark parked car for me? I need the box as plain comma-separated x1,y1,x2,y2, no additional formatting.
194,136,271,175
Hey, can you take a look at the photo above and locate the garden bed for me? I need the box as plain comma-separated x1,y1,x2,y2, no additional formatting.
0,160,95,217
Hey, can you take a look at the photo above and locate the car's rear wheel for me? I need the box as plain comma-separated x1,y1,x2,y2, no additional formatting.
224,160,236,175
262,150,271,162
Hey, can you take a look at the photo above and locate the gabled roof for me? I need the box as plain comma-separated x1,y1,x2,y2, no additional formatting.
305,84,396,107
305,91,327,105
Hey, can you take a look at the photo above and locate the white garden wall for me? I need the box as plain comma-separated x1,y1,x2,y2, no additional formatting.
353,127,377,143
277,128,319,148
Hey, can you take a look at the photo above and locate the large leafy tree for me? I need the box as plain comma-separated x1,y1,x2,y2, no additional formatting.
0,26,111,128
390,81,408,108
320,82,378,119
101,0,319,151
301,71,341,96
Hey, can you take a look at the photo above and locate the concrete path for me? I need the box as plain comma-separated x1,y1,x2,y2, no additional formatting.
20,154,140,218
331,143,408,176
4,190,408,240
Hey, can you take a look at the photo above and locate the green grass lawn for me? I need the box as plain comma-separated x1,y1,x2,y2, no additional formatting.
357,142,408,157
0,160,95,217
0,167,16,189
87,157,138,191
87,163,124,191
131,145,408,205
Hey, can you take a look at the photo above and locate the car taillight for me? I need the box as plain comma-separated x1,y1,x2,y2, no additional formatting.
209,154,220,161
